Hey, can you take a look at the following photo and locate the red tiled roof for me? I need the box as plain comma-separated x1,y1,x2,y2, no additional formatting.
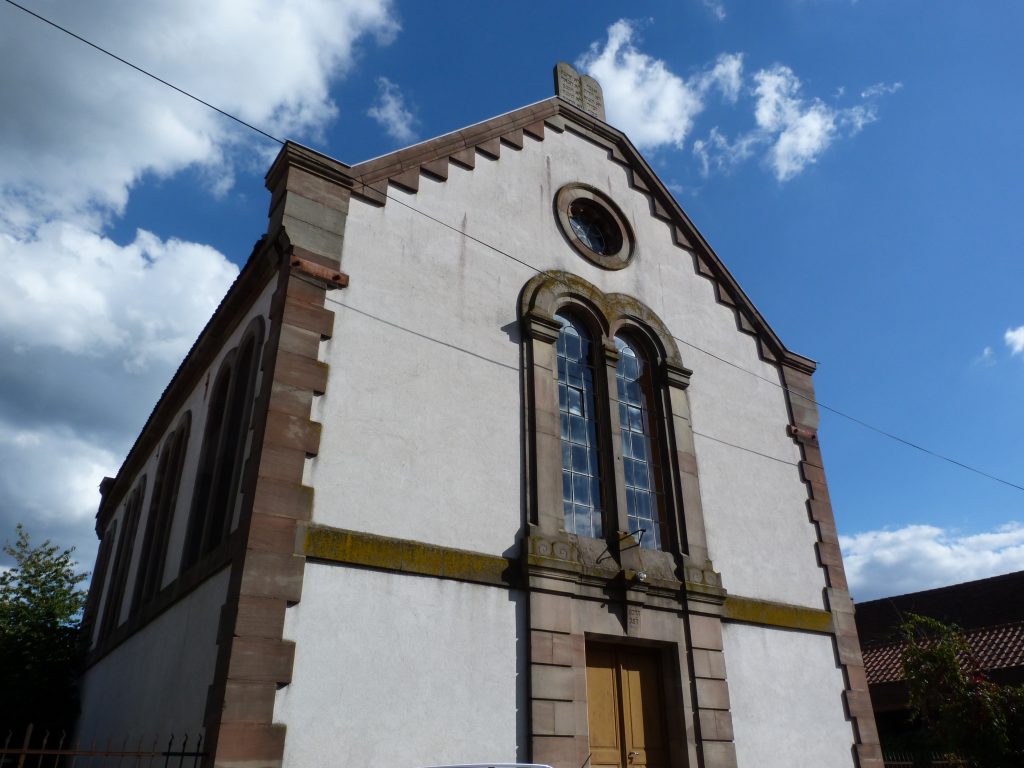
863,620,1024,685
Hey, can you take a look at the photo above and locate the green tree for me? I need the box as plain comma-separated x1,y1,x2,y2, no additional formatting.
900,613,1024,767
0,524,88,728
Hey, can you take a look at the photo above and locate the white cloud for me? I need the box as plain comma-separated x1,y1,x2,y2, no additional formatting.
0,224,238,370
861,81,904,99
367,77,418,144
840,523,1024,601
0,0,398,564
1005,326,1024,356
695,67,898,181
693,127,759,176
0,224,238,564
698,54,744,103
752,66,840,181
702,0,727,21
975,345,996,367
577,21,743,151
0,0,397,233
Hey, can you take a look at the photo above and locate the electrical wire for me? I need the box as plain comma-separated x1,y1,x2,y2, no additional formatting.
2,0,285,146
8,0,1023,493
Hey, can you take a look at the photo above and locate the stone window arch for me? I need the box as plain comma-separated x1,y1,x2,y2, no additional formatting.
519,271,712,570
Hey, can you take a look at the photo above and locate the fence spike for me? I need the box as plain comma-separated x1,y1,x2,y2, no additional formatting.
16,722,33,768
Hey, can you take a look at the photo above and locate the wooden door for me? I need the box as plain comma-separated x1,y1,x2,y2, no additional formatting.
586,644,669,768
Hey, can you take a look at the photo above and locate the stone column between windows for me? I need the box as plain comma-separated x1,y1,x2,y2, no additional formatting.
523,313,569,536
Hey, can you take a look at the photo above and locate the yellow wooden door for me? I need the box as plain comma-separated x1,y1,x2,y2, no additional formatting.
586,644,669,768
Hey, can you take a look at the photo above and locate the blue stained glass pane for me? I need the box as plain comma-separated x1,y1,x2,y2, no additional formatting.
560,413,570,440
632,433,647,460
566,360,582,387
622,430,634,458
634,460,650,490
573,474,591,506
565,333,580,358
637,491,653,520
562,442,571,469
628,405,643,431
570,414,587,444
626,380,641,405
558,383,567,410
564,501,574,529
624,355,639,380
567,386,583,416
619,403,628,428
571,444,588,473
563,474,572,501
557,356,566,379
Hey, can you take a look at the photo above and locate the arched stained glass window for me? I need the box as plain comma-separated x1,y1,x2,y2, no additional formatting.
615,336,664,550
556,313,604,539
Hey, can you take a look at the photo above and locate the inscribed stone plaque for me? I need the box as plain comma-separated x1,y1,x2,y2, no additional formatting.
579,75,605,121
627,605,642,635
554,62,606,121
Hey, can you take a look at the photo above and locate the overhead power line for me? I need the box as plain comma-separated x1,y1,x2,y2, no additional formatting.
8,0,1023,494
2,0,285,145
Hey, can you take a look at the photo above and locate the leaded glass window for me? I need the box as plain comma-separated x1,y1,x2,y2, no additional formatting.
615,336,663,550
556,314,604,538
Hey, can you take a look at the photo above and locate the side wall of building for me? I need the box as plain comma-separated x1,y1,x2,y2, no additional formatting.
77,277,277,743
76,567,230,741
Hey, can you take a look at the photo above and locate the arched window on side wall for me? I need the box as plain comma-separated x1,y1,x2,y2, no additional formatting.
131,412,191,614
82,520,117,642
98,477,146,640
182,318,264,572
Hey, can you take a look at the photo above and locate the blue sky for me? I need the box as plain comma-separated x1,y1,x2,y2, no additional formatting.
1,0,1022,600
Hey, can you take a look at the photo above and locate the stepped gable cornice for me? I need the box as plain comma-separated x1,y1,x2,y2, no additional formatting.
344,96,815,375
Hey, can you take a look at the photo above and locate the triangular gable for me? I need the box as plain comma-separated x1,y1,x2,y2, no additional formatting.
339,96,815,374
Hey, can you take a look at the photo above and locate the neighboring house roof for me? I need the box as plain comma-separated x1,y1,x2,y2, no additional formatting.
862,619,1024,685
856,570,1024,648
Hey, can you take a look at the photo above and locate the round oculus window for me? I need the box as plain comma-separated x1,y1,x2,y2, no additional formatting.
555,185,634,270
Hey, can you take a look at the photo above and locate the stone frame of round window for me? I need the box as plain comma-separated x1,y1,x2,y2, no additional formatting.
555,184,635,270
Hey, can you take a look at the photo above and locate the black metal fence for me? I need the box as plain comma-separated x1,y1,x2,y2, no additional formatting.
883,752,966,768
0,725,205,768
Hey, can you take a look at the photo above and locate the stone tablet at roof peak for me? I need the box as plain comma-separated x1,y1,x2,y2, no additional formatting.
554,61,605,121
